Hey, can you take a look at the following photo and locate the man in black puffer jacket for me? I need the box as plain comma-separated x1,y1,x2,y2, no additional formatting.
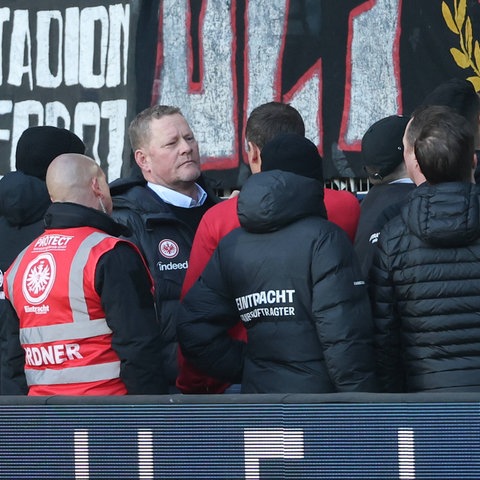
110,105,218,389
0,126,85,394
178,134,378,394
370,105,480,393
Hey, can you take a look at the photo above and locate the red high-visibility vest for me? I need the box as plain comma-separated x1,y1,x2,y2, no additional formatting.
5,227,133,396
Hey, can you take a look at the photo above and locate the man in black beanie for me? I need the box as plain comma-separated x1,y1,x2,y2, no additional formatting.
259,132,324,181
15,126,86,181
178,133,378,394
0,126,85,395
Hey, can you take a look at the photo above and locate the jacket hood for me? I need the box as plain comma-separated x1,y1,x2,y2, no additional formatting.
404,182,480,247
0,171,51,226
237,170,326,233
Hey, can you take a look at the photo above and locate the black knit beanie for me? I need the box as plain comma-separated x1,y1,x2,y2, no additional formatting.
15,126,85,180
260,133,323,182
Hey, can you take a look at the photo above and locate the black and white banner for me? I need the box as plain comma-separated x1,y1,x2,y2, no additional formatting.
0,1,136,180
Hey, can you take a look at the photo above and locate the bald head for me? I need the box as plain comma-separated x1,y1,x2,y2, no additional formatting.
46,153,112,214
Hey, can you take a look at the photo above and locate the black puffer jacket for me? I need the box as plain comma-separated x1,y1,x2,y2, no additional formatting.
0,172,50,273
0,171,50,395
370,182,480,392
110,175,216,385
354,182,415,278
179,170,378,393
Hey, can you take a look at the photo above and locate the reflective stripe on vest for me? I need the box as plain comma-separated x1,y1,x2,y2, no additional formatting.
19,317,112,344
25,360,120,385
18,232,114,344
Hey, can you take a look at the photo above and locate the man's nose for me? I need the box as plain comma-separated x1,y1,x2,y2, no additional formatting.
179,137,193,153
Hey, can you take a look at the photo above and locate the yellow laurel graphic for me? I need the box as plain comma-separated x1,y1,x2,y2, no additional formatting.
442,0,480,90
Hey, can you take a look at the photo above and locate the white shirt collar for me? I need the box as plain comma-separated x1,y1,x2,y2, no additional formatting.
389,178,414,184
147,182,207,208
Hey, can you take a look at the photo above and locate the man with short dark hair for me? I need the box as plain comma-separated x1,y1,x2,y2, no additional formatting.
178,133,378,394
420,77,480,182
421,77,480,147
245,102,361,240
370,105,480,393
177,101,361,394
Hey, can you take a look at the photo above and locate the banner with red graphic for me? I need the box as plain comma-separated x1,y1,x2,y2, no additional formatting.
0,0,479,188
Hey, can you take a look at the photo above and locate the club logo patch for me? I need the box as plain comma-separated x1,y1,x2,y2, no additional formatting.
159,239,179,259
22,253,56,304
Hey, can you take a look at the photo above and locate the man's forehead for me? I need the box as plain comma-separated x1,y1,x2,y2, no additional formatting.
151,114,189,131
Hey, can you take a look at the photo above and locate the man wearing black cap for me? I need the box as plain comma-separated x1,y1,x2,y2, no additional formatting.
177,133,378,394
0,125,85,395
353,115,415,279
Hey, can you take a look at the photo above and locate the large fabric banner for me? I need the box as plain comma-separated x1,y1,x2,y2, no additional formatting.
0,1,137,180
1,1,479,188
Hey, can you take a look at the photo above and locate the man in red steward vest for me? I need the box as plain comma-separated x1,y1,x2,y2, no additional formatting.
4,154,166,395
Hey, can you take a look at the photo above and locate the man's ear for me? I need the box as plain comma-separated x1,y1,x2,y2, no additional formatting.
91,176,102,198
412,157,427,186
247,142,262,174
134,149,149,171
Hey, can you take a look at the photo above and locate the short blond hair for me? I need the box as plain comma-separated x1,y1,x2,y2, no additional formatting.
128,105,182,151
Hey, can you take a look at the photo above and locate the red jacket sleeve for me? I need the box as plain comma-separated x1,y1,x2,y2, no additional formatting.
177,197,246,393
